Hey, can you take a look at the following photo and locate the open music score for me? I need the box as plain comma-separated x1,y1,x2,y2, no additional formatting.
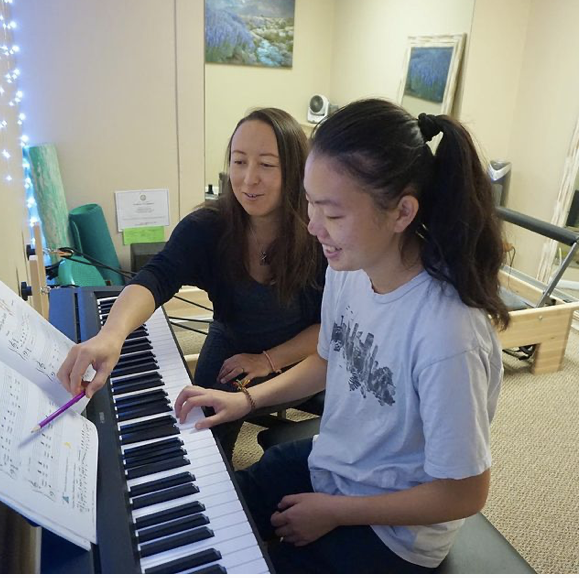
0,280,98,550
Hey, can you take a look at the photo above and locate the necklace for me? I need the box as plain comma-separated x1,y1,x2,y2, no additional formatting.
249,224,268,266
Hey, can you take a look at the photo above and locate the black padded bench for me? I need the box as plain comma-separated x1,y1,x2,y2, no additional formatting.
257,418,535,574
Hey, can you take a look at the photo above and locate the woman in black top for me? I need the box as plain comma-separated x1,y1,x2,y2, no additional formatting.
58,108,325,459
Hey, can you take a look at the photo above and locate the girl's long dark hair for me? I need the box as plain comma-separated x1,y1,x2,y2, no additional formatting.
209,107,321,304
310,98,510,329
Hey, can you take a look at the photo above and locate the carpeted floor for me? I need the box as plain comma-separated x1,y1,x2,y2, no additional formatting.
174,325,579,574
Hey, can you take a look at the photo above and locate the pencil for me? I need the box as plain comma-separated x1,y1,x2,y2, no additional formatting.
31,391,86,433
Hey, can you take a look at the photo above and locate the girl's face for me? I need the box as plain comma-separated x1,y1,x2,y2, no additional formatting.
229,120,283,219
304,153,415,290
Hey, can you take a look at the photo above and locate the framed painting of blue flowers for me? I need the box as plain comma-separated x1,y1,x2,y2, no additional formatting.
205,0,295,68
398,34,465,116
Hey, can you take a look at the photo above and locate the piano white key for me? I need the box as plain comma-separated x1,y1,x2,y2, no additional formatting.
216,545,270,574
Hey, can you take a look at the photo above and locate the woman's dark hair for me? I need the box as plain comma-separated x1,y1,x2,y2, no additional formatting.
208,107,320,304
310,98,510,329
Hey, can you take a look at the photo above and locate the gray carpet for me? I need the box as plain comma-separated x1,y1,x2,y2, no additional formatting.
175,325,579,574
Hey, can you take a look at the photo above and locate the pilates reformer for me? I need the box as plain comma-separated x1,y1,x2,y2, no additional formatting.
496,206,579,374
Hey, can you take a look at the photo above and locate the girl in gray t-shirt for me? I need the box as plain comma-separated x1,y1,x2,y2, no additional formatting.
175,98,510,573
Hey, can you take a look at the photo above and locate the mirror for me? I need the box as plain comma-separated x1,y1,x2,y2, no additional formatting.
537,120,579,298
549,167,579,300
397,34,466,117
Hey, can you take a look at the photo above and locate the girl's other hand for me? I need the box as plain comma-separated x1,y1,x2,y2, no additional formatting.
218,352,272,383
270,493,339,547
174,385,251,427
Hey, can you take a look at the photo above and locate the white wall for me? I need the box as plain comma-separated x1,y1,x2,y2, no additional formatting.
204,0,335,187
14,0,205,269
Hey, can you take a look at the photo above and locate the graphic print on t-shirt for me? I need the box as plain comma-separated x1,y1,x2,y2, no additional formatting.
331,310,396,406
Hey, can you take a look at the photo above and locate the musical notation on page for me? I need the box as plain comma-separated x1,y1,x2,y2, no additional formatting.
0,361,98,549
0,280,94,409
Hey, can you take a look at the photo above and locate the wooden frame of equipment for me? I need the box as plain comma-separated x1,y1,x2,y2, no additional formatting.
497,206,579,374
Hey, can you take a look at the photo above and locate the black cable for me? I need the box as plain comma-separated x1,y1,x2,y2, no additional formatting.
169,321,208,336
56,247,215,314
59,253,134,280
172,294,213,312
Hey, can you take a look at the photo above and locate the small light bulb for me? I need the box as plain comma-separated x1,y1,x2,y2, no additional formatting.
6,175,12,182
21,135,29,143
11,45,19,53
16,90,22,98
2,150,10,159
19,113,26,121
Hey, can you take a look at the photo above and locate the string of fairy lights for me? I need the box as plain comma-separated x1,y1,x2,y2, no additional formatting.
0,0,39,244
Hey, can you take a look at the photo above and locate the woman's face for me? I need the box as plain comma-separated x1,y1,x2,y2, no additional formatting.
229,120,283,219
304,153,403,283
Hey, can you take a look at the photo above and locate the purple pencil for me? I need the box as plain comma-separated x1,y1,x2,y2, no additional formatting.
31,392,86,433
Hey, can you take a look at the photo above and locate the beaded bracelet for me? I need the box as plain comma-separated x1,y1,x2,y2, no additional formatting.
233,378,256,413
263,350,282,374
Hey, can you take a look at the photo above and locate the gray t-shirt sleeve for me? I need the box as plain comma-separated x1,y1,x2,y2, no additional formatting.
417,346,499,480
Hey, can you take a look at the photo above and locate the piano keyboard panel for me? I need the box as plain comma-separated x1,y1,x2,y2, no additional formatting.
96,297,270,574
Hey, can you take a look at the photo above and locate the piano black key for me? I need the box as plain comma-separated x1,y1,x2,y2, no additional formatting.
117,403,172,422
124,447,185,468
111,361,159,378
139,526,214,558
190,564,227,574
144,548,222,574
124,328,149,339
126,456,191,480
131,482,199,510
114,353,157,369
120,424,180,445
137,513,209,544
112,377,165,396
111,370,162,386
123,437,183,458
134,501,206,530
115,390,168,409
120,415,176,435
121,340,153,355
129,472,194,498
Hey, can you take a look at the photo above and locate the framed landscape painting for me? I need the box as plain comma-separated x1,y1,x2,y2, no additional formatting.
205,0,295,68
398,34,465,116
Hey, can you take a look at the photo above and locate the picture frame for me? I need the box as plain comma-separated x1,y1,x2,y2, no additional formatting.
205,0,295,68
397,34,466,116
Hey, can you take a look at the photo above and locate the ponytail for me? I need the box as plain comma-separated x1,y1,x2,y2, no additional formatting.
416,114,510,330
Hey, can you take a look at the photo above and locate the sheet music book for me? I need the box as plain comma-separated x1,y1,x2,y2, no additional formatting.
0,280,98,550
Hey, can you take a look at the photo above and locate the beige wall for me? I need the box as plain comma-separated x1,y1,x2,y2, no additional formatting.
0,122,28,292
329,0,475,108
464,0,578,277
504,0,578,277
14,0,205,270
4,0,579,285
204,0,335,188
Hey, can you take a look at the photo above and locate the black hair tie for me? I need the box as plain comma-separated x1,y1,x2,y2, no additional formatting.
418,113,442,143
